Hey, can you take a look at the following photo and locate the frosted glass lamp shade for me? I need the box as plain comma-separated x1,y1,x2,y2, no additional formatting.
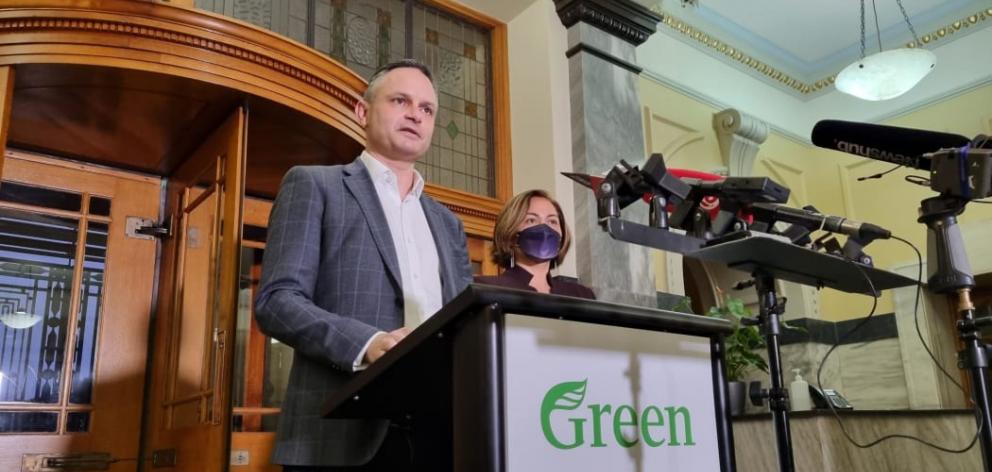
835,48,936,101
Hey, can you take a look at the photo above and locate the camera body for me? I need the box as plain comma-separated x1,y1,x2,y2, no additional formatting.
928,147,992,200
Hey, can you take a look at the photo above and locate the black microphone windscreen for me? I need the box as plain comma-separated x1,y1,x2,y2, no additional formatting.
811,120,970,162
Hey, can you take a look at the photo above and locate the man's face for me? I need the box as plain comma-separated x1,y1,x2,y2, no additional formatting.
355,67,438,163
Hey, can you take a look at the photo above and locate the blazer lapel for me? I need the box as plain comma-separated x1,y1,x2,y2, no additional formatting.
342,160,402,287
421,197,459,302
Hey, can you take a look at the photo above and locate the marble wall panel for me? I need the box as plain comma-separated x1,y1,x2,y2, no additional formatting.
733,411,981,471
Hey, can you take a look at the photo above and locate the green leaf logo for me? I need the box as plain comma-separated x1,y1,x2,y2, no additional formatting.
545,379,587,409
541,380,588,449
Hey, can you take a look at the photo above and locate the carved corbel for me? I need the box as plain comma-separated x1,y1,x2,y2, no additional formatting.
713,108,768,177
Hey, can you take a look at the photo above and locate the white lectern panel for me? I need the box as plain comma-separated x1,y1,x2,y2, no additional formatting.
504,314,720,471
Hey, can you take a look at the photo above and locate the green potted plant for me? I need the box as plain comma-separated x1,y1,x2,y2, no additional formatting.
707,297,768,416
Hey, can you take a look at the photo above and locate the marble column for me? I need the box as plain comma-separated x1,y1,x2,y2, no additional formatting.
554,0,662,306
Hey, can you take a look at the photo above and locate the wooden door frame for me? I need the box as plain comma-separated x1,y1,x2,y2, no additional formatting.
0,66,13,178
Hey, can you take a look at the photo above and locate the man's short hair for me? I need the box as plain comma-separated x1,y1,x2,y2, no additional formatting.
363,59,435,102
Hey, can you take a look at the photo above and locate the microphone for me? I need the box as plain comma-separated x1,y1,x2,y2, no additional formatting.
811,120,971,171
750,202,891,241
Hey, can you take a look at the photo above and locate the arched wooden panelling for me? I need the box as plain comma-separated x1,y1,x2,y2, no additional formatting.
0,0,366,143
0,0,501,236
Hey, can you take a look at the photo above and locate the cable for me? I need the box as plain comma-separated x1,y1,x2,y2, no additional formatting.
905,174,930,187
871,0,883,54
892,235,966,393
857,164,902,181
813,236,979,453
899,176,992,203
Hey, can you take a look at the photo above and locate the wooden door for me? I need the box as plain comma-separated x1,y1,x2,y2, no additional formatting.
468,236,499,276
228,197,281,472
143,107,247,471
0,152,159,470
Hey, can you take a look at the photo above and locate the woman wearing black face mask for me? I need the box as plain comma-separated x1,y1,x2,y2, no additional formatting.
475,190,595,299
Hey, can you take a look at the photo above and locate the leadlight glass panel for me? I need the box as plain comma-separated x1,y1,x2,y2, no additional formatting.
65,411,90,433
0,209,79,406
0,182,111,436
0,411,58,433
68,221,108,405
412,2,491,195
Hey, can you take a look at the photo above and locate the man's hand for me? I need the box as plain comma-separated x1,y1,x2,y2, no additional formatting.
363,327,412,364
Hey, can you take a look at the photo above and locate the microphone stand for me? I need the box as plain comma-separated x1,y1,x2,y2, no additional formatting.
742,273,795,472
918,195,992,471
578,155,913,472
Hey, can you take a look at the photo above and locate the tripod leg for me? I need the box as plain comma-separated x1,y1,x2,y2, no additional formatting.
921,198,992,469
756,276,795,472
965,338,992,470
956,290,992,471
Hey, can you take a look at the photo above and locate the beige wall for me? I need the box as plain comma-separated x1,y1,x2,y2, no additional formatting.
801,85,992,321
505,1,578,278
640,77,992,321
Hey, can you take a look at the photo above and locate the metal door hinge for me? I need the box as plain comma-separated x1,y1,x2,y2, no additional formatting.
22,452,112,471
126,216,170,240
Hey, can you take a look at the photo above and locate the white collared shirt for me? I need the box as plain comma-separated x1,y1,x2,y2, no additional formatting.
353,151,443,369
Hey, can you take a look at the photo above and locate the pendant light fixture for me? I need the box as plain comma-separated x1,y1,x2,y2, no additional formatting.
835,0,936,101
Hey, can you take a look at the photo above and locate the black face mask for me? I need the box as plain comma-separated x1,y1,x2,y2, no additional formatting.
516,224,561,262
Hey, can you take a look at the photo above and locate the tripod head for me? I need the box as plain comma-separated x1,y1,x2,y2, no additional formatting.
915,137,992,293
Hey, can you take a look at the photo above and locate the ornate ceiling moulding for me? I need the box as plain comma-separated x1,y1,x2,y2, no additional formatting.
555,0,663,46
652,6,992,97
0,0,367,138
903,8,992,49
653,9,818,95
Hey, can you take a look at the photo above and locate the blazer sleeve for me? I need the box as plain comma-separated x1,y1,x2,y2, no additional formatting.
450,213,474,293
253,167,380,371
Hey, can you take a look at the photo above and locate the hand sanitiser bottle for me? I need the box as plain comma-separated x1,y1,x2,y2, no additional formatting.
790,368,812,411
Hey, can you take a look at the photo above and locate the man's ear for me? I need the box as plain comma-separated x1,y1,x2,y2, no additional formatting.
354,99,369,127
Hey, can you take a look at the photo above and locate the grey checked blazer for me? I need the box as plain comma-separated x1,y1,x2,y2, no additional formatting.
254,160,473,467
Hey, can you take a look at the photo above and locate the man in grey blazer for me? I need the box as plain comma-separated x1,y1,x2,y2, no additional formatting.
254,59,473,470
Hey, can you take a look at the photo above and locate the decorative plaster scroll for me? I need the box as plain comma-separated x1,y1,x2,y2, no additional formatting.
712,108,768,177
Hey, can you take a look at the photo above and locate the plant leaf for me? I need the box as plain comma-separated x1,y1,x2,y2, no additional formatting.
727,298,746,316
